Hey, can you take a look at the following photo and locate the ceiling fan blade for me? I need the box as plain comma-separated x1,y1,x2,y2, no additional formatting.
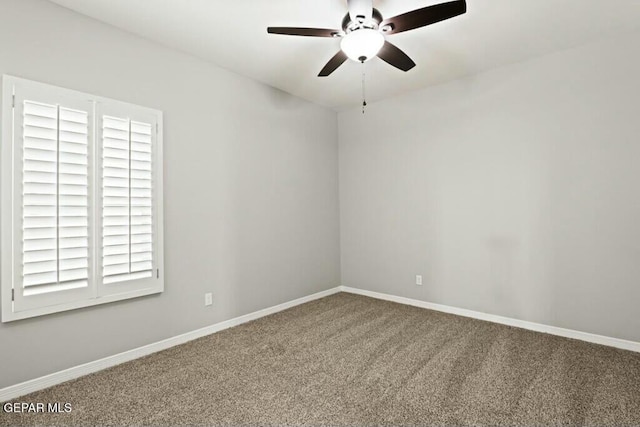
377,41,416,72
267,27,341,37
347,0,373,22
318,51,348,77
380,0,466,35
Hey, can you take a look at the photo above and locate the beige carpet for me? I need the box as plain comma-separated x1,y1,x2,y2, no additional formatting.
2,292,640,426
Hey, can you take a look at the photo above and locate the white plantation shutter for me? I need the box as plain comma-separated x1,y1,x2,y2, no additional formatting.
101,117,154,285
22,102,90,296
2,76,164,322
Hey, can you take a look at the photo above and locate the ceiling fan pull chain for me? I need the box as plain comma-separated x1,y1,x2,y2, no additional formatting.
361,61,367,114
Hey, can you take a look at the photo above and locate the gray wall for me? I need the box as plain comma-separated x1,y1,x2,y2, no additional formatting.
3,0,640,392
339,31,640,343
0,0,340,388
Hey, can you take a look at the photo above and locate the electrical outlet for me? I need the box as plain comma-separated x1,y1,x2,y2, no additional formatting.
416,275,423,286
204,293,213,306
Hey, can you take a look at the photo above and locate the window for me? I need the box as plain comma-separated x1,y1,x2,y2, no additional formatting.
1,76,164,322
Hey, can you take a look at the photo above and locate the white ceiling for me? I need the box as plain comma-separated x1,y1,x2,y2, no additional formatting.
49,0,640,110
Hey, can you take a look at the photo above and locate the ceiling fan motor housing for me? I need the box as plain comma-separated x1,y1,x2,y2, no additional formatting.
342,8,383,32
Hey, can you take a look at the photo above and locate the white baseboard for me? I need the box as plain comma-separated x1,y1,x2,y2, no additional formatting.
0,286,341,402
340,286,640,353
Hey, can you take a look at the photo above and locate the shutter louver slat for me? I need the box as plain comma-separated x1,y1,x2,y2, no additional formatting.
24,272,59,287
23,260,57,275
24,227,57,240
60,247,88,260
24,239,57,252
103,244,129,256
102,117,153,284
21,101,90,297
24,249,57,263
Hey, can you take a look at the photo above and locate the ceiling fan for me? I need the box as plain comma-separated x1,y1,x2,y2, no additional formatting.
267,0,467,77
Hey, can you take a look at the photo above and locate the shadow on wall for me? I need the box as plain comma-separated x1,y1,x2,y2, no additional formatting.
486,236,519,317
266,86,307,110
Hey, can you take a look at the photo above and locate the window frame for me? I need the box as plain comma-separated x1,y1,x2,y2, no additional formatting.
1,75,164,322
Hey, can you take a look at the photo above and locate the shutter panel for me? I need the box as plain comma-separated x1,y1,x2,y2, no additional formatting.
22,101,90,297
102,117,154,284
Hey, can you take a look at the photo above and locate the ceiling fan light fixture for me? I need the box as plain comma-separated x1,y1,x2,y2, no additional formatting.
340,29,384,62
